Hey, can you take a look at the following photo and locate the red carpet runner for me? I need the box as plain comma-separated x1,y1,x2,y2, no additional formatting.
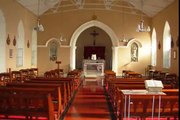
63,81,111,120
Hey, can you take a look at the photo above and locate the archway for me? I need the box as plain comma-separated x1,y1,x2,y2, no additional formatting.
69,20,119,73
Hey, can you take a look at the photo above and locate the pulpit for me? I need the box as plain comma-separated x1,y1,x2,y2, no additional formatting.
83,59,105,77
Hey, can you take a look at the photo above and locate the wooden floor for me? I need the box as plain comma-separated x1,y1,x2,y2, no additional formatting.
63,79,112,120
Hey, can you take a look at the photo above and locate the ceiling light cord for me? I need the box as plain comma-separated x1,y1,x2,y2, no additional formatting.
136,0,150,32
38,0,40,17
34,0,44,32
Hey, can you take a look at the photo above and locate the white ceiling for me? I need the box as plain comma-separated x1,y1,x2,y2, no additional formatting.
16,0,175,17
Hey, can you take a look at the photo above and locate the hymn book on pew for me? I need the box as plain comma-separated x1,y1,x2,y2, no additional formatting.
145,80,164,92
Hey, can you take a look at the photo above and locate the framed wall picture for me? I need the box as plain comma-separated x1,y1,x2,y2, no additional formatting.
131,42,138,62
9,49,13,58
49,41,58,61
173,50,177,59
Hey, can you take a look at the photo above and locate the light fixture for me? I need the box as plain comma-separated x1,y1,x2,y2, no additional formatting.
120,4,128,42
104,0,114,9
119,2,130,43
136,0,150,32
73,0,85,9
58,10,66,42
59,34,66,42
34,19,44,32
34,0,44,32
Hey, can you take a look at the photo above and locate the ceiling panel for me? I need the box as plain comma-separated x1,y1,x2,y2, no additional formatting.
16,0,175,17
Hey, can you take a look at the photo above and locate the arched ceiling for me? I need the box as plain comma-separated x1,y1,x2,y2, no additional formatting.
16,0,175,17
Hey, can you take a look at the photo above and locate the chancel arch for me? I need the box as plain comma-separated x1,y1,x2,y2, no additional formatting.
0,10,6,72
69,20,119,73
76,26,112,70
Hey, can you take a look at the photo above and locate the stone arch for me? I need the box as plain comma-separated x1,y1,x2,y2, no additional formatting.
70,20,118,46
69,20,119,72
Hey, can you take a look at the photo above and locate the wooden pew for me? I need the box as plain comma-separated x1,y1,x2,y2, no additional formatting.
122,70,132,77
106,78,145,99
0,87,55,120
125,71,142,78
11,70,22,82
26,79,72,103
0,72,11,84
116,89,179,120
30,68,38,76
67,69,82,89
106,77,146,91
6,82,65,115
104,70,116,87
118,92,178,120
28,77,75,99
107,78,173,118
162,89,179,96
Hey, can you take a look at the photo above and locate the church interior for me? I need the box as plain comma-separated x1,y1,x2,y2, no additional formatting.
0,0,179,120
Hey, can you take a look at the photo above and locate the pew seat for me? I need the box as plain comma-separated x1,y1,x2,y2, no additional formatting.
0,88,55,120
6,82,65,116
118,93,178,120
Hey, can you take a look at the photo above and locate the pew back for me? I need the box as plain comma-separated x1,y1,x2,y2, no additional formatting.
0,88,55,120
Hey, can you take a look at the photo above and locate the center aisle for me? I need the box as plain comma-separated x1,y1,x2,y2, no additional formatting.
62,79,112,120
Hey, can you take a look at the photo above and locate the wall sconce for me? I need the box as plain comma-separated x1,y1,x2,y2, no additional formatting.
27,40,30,48
173,50,177,59
171,37,174,48
176,36,179,47
6,34,10,45
13,36,16,46
158,41,161,49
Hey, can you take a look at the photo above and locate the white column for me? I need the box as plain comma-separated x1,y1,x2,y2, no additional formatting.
70,46,77,70
112,46,118,74
83,64,87,76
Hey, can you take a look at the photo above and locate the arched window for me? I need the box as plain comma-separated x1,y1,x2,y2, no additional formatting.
0,10,6,72
151,28,157,66
163,21,171,68
31,30,37,66
16,20,25,67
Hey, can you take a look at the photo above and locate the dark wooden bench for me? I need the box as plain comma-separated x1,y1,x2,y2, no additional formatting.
106,77,146,91
107,80,173,118
0,72,11,84
0,87,55,120
6,82,65,115
104,70,116,87
11,70,22,82
28,77,75,99
118,93,178,120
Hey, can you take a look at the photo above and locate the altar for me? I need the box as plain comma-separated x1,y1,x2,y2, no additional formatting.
83,59,105,77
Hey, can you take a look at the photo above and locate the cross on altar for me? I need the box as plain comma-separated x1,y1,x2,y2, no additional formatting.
90,30,99,46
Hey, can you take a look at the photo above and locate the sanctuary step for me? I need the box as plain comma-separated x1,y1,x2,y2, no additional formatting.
62,77,111,120
83,75,104,86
